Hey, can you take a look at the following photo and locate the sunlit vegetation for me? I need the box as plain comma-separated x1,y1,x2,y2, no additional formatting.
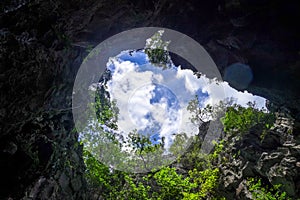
83,142,223,199
94,88,119,130
247,178,290,200
80,98,283,199
144,30,171,69
221,102,276,139
80,30,283,199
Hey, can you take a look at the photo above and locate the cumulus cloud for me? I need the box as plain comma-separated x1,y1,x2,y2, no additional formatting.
103,50,266,151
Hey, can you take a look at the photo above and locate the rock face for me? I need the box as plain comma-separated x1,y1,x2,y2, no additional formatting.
1,0,299,199
1,0,90,199
217,105,300,199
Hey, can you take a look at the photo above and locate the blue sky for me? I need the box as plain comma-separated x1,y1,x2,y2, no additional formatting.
103,50,266,150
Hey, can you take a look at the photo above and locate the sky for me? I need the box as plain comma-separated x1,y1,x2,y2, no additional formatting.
102,50,267,150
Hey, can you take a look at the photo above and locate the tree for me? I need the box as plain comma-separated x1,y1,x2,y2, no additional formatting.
81,98,281,200
221,102,275,136
247,178,290,200
79,29,282,199
144,30,172,69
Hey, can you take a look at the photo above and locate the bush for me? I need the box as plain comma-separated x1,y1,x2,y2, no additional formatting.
247,178,290,200
221,103,275,135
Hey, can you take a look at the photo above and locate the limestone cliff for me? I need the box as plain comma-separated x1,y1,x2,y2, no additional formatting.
0,0,299,199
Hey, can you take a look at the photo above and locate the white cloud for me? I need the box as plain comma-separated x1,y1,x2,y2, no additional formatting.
103,51,267,152
128,84,155,129
106,59,155,134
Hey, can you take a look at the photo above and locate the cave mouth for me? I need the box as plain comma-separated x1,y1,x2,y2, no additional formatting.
78,46,269,173
2,0,300,199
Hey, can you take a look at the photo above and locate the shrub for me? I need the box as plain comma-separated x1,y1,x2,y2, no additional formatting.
247,178,290,200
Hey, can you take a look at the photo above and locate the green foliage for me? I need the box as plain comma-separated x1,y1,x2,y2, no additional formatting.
83,149,116,192
94,93,119,130
178,136,224,170
169,133,189,157
184,168,219,199
247,178,290,200
120,174,151,200
153,167,195,199
127,130,164,154
221,103,275,135
187,95,213,124
82,93,280,200
84,149,151,200
83,141,222,200
187,96,235,124
209,140,224,162
144,30,171,69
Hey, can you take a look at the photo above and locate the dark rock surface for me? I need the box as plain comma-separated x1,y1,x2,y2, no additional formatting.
217,105,300,199
0,0,299,199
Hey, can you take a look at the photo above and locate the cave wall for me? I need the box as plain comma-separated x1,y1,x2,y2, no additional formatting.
0,0,299,199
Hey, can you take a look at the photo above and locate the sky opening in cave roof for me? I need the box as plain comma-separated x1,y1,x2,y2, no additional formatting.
97,49,267,150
